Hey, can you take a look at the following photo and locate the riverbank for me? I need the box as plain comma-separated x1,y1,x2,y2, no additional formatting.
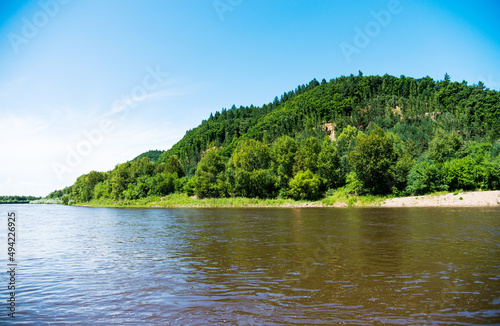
76,193,352,208
73,190,500,208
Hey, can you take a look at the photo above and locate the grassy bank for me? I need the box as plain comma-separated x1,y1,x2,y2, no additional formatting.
75,189,388,208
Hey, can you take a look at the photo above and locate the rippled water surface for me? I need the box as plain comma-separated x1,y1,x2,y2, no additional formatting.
1,204,499,324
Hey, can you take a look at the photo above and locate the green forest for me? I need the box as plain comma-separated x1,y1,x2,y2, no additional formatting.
46,73,500,205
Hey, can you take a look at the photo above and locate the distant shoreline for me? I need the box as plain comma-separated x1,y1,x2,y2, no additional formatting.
69,191,500,209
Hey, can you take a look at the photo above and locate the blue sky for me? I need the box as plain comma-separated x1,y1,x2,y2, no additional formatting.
1,0,499,196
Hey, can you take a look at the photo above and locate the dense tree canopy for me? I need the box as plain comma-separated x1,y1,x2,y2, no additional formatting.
348,125,397,194
271,135,299,189
193,149,226,198
226,140,277,198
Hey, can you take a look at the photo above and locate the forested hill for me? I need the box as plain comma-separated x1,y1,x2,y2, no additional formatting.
49,73,500,204
156,73,499,173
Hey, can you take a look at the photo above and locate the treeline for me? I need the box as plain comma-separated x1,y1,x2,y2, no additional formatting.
47,73,500,203
0,196,41,204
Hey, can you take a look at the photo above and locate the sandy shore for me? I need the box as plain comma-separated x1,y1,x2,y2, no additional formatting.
382,190,500,207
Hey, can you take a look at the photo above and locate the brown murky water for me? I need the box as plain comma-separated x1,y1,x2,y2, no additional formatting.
2,205,499,324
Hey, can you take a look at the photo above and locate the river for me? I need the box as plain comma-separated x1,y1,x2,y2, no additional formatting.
1,204,499,324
